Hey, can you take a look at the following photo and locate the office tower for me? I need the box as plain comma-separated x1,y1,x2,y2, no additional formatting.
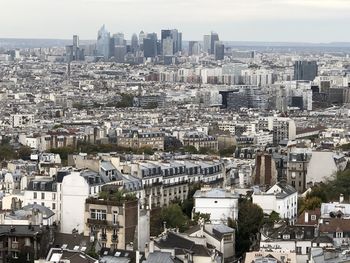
162,38,174,56
65,35,84,62
131,33,138,53
189,41,200,56
214,41,224,60
65,45,73,62
203,35,211,53
96,24,111,59
139,30,146,50
210,32,219,54
143,33,157,58
73,35,79,48
115,45,127,63
178,32,182,52
161,29,182,54
113,32,124,46
294,61,318,81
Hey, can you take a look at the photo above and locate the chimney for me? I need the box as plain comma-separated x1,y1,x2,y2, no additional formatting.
340,194,344,203
144,243,149,259
149,238,154,253
304,211,309,223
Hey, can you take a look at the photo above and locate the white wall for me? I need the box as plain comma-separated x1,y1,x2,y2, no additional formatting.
61,172,89,234
194,197,238,223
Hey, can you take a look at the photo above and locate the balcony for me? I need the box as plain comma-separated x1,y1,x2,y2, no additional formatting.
11,243,19,250
111,235,118,243
87,218,121,229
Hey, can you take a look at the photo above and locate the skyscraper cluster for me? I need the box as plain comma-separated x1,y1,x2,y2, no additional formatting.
65,27,228,64
65,35,84,62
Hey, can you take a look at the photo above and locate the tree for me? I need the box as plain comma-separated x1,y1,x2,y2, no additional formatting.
236,199,264,257
182,145,198,154
0,143,16,160
17,145,32,160
192,212,210,223
160,204,189,232
219,146,236,157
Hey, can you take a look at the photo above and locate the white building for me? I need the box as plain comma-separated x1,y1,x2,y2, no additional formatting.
252,182,298,223
193,188,239,224
10,114,34,128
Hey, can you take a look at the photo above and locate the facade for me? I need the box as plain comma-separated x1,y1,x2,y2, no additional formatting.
10,114,34,128
193,188,239,223
252,182,298,223
214,41,224,60
84,198,139,250
253,152,278,186
294,60,318,81
182,131,218,151
0,225,52,263
117,130,165,150
286,151,311,193
96,24,111,59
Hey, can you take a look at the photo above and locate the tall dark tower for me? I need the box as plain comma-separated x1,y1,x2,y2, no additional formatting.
131,33,139,53
294,61,318,81
210,32,219,55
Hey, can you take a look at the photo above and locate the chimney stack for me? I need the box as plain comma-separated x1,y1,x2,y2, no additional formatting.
304,211,309,223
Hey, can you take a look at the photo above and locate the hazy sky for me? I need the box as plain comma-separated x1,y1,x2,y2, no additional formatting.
2,0,350,42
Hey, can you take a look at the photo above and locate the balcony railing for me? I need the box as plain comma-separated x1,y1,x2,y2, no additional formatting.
87,218,121,229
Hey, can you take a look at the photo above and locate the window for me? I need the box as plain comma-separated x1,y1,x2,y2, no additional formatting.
52,193,56,200
12,252,18,259
12,237,17,243
41,202,45,206
296,247,302,254
52,203,56,210
91,209,107,220
25,238,31,246
33,192,37,199
336,232,343,238
224,234,232,242
311,215,316,221
41,193,45,200
113,211,118,225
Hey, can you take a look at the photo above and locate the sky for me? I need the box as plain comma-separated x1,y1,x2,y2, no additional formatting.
2,0,350,42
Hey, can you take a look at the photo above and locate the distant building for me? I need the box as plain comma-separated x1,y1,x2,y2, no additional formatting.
203,34,211,53
214,41,224,60
114,45,126,63
117,130,165,150
182,131,218,151
210,32,219,55
294,61,318,81
96,24,111,59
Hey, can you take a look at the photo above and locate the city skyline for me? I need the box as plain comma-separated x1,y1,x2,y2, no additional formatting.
1,0,350,42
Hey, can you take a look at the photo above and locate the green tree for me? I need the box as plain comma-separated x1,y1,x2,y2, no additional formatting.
160,204,189,232
17,145,32,160
182,145,198,154
192,212,210,223
219,146,236,157
236,199,264,257
0,143,16,160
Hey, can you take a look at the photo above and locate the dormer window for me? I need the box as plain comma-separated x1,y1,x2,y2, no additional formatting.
283,234,290,240
311,215,316,221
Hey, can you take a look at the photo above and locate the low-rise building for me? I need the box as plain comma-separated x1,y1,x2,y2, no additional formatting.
193,187,239,223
